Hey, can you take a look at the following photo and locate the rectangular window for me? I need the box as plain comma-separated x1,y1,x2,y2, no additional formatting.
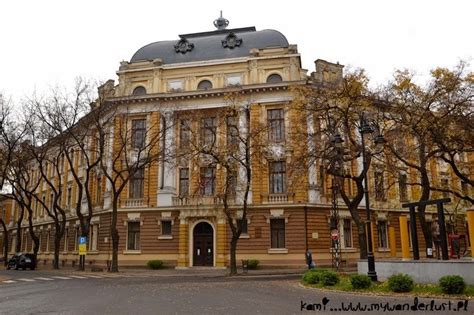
227,170,237,197
179,119,191,148
374,171,385,201
63,228,68,252
161,221,172,236
96,176,102,204
131,119,146,149
270,219,285,248
89,225,98,251
201,117,216,146
66,186,72,209
226,115,238,146
179,168,189,198
377,221,388,248
200,166,216,196
399,173,408,201
440,178,450,198
127,221,140,250
237,218,248,235
269,161,286,194
267,109,285,141
343,219,352,248
129,167,145,199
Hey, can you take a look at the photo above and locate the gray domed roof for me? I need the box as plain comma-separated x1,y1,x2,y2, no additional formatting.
130,27,289,64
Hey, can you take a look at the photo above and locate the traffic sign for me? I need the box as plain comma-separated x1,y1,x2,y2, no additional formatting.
78,236,88,256
331,229,339,241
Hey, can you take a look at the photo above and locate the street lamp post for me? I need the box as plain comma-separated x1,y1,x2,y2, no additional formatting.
359,113,385,282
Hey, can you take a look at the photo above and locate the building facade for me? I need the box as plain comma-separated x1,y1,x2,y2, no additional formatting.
4,16,472,269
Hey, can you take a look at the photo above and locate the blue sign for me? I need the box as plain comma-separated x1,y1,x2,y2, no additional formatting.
79,236,87,245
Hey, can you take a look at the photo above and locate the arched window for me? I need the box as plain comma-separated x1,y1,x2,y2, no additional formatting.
266,74,283,84
197,80,213,90
132,86,147,95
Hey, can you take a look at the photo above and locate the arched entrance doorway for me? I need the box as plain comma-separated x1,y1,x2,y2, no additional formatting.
193,222,214,266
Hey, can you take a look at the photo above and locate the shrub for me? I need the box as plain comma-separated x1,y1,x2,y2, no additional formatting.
247,259,259,270
320,271,340,286
439,275,466,294
147,260,164,270
302,270,321,284
351,274,372,289
388,274,414,292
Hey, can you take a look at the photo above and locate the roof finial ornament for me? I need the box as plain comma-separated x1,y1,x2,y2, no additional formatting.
213,11,229,30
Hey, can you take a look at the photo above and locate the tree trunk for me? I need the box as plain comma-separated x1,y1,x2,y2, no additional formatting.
0,219,8,266
53,234,61,269
229,236,238,275
15,222,22,253
110,197,119,272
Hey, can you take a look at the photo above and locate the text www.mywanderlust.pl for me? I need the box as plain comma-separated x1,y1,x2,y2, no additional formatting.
301,297,469,312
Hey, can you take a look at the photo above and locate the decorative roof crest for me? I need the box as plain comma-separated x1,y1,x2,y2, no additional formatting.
222,32,242,49
174,38,194,54
213,11,229,30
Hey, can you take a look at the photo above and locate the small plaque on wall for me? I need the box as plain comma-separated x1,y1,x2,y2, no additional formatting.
312,232,319,239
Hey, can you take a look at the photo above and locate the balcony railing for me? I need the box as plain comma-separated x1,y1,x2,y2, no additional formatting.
172,195,236,206
261,193,295,204
123,198,146,208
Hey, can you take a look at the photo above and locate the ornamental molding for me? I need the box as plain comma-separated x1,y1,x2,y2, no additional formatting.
174,38,194,54
222,32,242,49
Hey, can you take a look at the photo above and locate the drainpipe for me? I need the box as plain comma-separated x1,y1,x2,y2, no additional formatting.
304,205,308,252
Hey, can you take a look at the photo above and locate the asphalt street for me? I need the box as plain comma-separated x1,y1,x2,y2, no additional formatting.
0,269,471,315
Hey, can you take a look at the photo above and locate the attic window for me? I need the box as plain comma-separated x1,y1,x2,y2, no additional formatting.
132,86,147,95
266,74,282,84
197,80,213,90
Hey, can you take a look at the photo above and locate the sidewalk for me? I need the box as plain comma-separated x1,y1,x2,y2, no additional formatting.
17,265,307,278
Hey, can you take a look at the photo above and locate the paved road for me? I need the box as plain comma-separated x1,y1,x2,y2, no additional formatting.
0,270,471,314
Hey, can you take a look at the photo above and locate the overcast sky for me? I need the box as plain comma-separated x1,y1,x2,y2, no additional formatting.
1,0,472,102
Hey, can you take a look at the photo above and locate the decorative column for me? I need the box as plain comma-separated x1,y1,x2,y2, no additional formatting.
467,210,474,260
389,226,397,257
216,217,227,268
306,113,319,203
176,217,189,268
103,124,114,210
157,110,177,207
236,105,252,205
399,216,410,261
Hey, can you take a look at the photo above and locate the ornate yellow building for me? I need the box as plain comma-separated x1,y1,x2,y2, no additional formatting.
4,15,472,269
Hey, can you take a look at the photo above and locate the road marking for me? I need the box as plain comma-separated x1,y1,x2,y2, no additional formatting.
52,276,72,280
18,278,36,282
69,275,87,279
3,280,16,284
84,275,103,278
35,277,54,281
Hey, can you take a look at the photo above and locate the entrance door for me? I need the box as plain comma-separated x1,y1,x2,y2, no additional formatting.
193,222,213,266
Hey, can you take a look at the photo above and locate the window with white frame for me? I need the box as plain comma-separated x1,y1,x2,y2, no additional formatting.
127,221,140,250
200,166,216,196
129,167,145,199
267,109,285,142
161,220,172,236
270,218,285,248
89,224,98,251
131,119,146,149
342,219,353,248
269,161,286,194
201,117,217,147
179,168,189,198
237,218,248,235
66,186,72,210
63,228,68,252
377,221,388,249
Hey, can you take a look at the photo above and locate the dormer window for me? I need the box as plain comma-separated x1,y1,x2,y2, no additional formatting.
226,74,242,86
168,80,183,92
266,74,282,83
132,86,147,95
197,80,213,90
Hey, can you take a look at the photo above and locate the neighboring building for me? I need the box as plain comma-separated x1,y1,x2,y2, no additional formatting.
5,15,472,269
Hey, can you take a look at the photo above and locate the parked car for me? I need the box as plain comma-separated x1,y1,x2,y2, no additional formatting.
6,253,36,270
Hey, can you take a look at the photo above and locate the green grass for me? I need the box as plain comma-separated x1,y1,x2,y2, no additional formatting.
301,273,474,299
